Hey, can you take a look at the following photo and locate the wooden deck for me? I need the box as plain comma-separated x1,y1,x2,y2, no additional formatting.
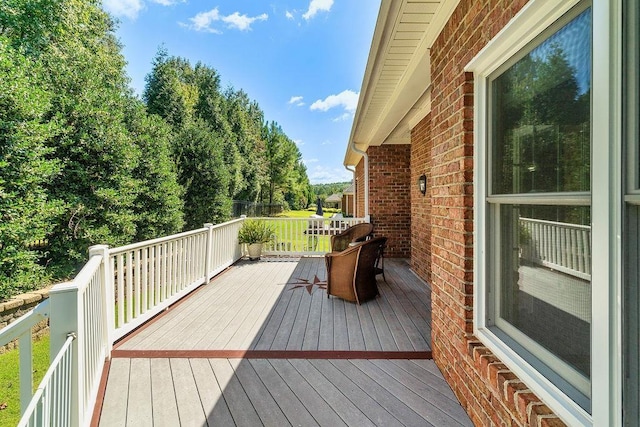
98,258,472,426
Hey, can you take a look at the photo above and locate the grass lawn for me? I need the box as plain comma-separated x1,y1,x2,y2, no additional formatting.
0,335,50,426
268,209,343,251
276,208,339,219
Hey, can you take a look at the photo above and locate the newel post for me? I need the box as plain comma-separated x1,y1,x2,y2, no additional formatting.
49,281,80,426
204,223,214,283
89,244,113,354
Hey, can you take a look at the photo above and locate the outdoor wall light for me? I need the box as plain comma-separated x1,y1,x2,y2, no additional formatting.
418,174,427,195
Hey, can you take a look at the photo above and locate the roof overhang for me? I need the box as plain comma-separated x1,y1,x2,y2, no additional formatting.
345,0,459,167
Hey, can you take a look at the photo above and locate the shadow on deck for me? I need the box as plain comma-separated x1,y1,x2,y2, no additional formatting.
97,257,472,426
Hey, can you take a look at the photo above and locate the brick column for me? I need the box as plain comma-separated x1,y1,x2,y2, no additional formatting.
367,145,411,258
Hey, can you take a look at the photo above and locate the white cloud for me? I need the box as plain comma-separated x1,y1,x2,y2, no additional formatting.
183,8,268,33
304,158,319,164
302,0,334,20
321,140,333,145
285,10,294,20
308,165,352,184
150,0,183,5
288,96,305,107
185,8,222,33
102,0,144,20
294,139,304,146
222,12,268,31
310,90,359,115
332,113,351,122
103,0,185,20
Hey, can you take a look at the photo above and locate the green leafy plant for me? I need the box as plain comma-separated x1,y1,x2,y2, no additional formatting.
238,219,274,244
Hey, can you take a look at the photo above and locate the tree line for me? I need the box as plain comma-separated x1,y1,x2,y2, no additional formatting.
0,0,311,299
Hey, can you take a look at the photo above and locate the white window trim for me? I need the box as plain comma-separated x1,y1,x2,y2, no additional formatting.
466,0,622,426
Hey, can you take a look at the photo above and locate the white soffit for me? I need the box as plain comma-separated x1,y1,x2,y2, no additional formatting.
345,0,459,166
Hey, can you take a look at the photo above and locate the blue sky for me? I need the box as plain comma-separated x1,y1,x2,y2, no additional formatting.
102,0,380,184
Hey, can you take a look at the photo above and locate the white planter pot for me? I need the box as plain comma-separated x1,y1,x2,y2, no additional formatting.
247,243,263,260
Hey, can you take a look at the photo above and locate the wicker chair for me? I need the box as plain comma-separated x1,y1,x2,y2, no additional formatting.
324,237,386,304
330,223,374,252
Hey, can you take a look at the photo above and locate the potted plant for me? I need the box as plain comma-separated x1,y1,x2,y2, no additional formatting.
238,219,274,260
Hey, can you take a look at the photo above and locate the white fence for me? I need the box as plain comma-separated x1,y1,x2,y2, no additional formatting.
0,300,50,415
5,215,364,426
519,217,591,281
18,335,75,427
108,219,243,341
261,217,367,255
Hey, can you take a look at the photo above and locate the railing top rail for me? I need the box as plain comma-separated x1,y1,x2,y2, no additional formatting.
109,228,207,255
210,217,245,228
0,299,50,346
520,217,591,230
108,218,246,255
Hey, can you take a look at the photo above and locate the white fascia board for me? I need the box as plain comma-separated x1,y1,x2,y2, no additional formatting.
363,49,431,147
361,0,459,147
344,0,398,167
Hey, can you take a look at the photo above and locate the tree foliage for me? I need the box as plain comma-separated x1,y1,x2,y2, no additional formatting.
173,120,231,228
144,51,311,220
0,37,62,295
0,0,310,300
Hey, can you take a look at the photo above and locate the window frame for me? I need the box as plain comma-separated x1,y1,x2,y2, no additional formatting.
466,0,621,425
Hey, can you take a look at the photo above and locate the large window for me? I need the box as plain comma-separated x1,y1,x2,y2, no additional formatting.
486,5,592,410
467,1,603,424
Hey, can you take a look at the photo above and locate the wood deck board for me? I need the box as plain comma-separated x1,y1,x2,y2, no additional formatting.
189,359,235,427
117,258,431,353
170,359,207,426
248,358,320,426
191,262,282,350
308,359,405,426
208,358,263,426
100,357,473,426
329,359,432,426
356,302,383,351
126,359,152,427
288,359,376,427
99,358,130,426
98,258,473,426
270,359,349,426
231,358,292,426
213,262,289,349
365,359,473,427
149,358,180,427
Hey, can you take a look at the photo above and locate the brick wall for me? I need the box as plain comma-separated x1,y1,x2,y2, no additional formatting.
411,113,432,282
368,145,411,258
416,0,567,425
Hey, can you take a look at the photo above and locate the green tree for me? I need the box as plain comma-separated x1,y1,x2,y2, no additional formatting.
0,39,62,298
144,50,198,130
263,122,299,207
34,0,142,273
173,120,231,228
124,98,184,240
223,88,268,201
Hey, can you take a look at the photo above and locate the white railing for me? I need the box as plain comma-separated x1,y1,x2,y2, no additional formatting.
7,215,364,426
108,219,243,341
519,217,591,280
0,300,50,415
43,253,109,426
260,217,367,255
18,334,75,427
